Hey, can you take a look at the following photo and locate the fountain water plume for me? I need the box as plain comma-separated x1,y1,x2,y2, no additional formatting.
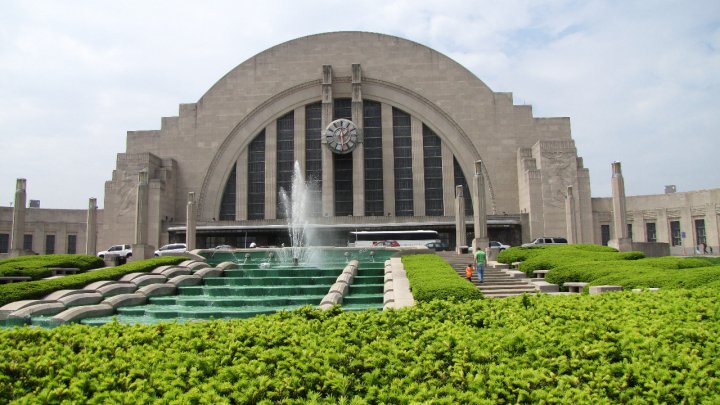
279,161,320,265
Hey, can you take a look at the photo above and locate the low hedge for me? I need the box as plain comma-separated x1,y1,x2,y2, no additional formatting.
0,255,104,280
0,256,186,307
545,260,720,291
497,245,645,276
402,254,483,302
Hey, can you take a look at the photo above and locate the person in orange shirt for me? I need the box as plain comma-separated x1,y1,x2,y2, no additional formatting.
465,263,474,282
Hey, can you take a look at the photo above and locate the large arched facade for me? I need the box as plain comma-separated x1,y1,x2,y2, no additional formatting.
99,31,594,249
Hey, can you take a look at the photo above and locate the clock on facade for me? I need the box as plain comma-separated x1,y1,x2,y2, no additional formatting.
324,119,359,154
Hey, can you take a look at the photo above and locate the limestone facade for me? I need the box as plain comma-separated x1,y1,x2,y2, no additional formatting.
1,31,718,255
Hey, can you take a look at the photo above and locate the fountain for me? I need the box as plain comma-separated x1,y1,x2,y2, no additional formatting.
279,161,321,265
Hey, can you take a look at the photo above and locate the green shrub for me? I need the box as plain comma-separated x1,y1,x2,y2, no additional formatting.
514,246,644,276
0,290,718,403
637,257,713,269
0,255,104,280
0,257,185,307
402,254,483,302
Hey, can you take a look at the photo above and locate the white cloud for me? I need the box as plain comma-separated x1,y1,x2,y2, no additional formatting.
0,0,718,208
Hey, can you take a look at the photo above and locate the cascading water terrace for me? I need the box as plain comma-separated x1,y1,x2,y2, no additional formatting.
279,161,321,265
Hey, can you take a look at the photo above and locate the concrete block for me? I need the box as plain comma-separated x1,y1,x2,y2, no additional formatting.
329,282,348,296
167,274,203,287
187,261,210,271
507,270,527,279
492,263,510,270
160,267,192,279
102,293,147,309
194,268,223,279
97,282,138,297
216,261,239,270
563,282,589,293
320,291,343,305
383,290,395,305
179,260,196,267
119,272,146,282
44,289,96,301
336,272,353,285
384,272,393,283
151,265,176,274
58,292,104,307
52,303,115,324
84,280,116,290
8,302,67,319
137,283,177,297
131,274,167,287
532,280,559,293
533,270,550,279
0,300,57,320
589,285,623,295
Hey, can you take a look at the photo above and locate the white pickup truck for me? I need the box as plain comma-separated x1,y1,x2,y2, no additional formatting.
97,244,133,259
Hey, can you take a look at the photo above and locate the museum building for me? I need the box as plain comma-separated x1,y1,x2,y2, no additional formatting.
1,32,718,256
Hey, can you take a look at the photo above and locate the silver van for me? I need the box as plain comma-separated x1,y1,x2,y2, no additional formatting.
521,237,568,247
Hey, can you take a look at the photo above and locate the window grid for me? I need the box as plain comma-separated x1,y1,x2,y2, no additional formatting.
670,220,681,246
646,223,657,242
393,107,414,216
334,98,353,216
219,164,237,220
423,124,444,216
45,234,55,254
247,131,266,220
67,234,77,254
0,234,8,254
363,100,384,216
695,219,706,245
276,111,295,219
305,102,322,216
23,234,32,252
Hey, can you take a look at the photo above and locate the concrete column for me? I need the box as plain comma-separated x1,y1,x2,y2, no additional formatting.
352,64,365,216
565,185,577,243
321,65,335,217
411,116,425,216
455,185,466,253
609,161,632,251
85,197,98,255
657,209,669,244
441,144,455,216
472,161,489,252
381,103,395,216
706,203,719,252
265,122,277,219
9,178,27,257
132,171,154,260
186,192,196,250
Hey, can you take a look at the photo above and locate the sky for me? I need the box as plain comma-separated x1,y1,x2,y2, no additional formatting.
1,0,718,209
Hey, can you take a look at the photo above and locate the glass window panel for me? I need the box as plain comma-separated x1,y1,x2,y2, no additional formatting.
276,111,295,218
247,131,266,219
219,163,237,220
454,157,473,217
305,102,322,216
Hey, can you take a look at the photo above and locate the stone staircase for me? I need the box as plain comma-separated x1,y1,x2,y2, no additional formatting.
434,251,538,298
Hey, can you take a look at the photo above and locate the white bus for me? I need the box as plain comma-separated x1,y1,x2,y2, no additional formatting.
348,230,441,247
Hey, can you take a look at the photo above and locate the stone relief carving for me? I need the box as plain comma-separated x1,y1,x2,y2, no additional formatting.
541,151,574,208
116,173,137,218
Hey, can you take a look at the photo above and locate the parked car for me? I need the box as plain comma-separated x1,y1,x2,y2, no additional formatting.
490,241,511,251
521,237,568,247
97,244,132,259
214,245,233,250
154,243,188,256
372,240,400,247
425,241,450,251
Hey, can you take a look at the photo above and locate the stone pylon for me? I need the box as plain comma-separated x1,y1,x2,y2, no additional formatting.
186,192,196,251
565,185,577,244
472,160,489,253
132,171,155,260
455,185,466,254
609,161,633,251
85,197,98,255
9,178,27,257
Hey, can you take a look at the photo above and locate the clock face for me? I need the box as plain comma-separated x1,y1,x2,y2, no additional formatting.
324,119,359,154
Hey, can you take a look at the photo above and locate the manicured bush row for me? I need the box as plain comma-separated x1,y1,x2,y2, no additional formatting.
0,257,186,307
402,254,483,302
546,260,720,290
1,289,718,403
0,255,104,280
497,245,645,276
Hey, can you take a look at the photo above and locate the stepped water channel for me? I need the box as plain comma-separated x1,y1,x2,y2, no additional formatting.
74,249,392,326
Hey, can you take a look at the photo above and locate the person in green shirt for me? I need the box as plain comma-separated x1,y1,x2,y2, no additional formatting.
474,249,486,283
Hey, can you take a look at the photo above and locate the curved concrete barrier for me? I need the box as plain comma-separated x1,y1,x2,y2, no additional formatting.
0,300,57,320
84,280,116,290
329,282,348,296
151,265,176,274
137,283,177,297
103,293,148,309
167,274,203,287
131,274,168,287
216,261,238,270
97,282,138,297
58,292,104,307
187,261,210,271
119,272,146,282
194,268,223,279
44,289,96,301
52,303,115,324
160,267,192,279
8,302,67,319
320,291,343,306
